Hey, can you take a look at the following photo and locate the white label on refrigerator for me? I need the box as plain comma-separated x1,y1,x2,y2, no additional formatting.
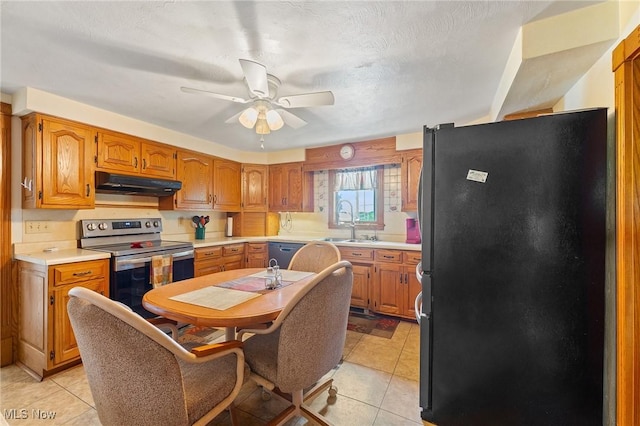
466,169,488,183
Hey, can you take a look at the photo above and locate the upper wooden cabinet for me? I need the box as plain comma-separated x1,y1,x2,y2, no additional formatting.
22,114,95,209
401,149,422,212
213,159,241,212
242,164,268,212
269,162,313,212
159,150,212,211
96,129,176,179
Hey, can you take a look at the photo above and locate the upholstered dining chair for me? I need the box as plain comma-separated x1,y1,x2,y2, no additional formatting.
67,287,246,426
288,241,341,273
238,260,353,426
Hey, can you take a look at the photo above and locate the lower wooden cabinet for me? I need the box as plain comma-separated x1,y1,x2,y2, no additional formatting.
340,247,374,311
194,244,245,277
402,251,422,319
18,259,109,379
340,246,421,320
349,263,372,309
373,250,404,315
245,242,267,268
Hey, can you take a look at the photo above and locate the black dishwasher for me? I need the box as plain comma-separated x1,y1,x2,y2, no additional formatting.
268,242,304,269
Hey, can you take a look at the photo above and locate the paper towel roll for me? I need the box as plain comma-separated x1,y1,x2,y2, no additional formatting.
226,217,233,237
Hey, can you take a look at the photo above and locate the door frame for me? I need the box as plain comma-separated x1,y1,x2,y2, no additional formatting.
612,24,640,426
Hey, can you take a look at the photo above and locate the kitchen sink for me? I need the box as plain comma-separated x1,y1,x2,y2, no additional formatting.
322,238,371,243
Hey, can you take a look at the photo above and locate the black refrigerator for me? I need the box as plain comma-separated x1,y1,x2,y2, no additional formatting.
418,108,606,425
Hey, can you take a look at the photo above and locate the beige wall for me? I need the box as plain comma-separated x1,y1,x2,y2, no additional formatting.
7,88,423,249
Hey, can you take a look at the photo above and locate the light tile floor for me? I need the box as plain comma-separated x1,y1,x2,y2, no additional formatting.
0,321,426,425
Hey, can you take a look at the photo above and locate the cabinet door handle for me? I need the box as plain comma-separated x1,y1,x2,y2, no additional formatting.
134,157,138,168
86,184,91,197
351,252,362,256
142,159,147,169
214,195,218,204
405,273,409,284
400,272,403,283
73,270,93,277
383,255,394,259
209,194,212,203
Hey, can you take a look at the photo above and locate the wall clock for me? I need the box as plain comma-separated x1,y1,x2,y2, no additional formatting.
339,144,355,160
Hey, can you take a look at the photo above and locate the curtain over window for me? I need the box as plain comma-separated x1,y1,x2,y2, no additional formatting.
333,167,378,191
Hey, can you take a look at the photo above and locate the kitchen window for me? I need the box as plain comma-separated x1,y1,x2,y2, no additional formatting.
328,166,384,230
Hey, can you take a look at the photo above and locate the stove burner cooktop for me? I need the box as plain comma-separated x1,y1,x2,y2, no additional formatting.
88,240,192,257
79,218,193,257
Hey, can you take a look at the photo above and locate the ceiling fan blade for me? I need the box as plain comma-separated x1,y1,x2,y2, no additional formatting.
275,91,335,108
181,86,250,104
239,59,269,98
276,109,307,129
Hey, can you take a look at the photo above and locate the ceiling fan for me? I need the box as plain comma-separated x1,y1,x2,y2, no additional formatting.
181,59,335,136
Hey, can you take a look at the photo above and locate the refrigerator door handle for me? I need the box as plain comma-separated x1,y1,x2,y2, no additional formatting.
415,291,423,324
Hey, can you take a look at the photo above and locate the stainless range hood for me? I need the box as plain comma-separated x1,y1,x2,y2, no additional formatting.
95,171,182,197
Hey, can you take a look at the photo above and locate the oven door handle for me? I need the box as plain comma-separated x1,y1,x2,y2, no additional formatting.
114,250,194,267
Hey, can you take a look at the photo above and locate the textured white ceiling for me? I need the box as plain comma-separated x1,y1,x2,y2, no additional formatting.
0,1,609,152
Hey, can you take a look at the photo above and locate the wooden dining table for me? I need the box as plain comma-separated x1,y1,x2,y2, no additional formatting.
142,268,316,340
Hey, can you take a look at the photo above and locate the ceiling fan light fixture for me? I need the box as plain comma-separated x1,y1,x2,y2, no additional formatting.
255,118,271,135
266,109,284,131
239,106,258,129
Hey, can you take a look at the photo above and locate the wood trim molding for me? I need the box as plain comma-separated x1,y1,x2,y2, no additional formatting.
612,24,640,426
1,102,14,366
303,137,400,171
503,108,553,121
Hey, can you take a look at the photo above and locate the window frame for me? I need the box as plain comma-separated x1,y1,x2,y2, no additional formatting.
327,167,385,231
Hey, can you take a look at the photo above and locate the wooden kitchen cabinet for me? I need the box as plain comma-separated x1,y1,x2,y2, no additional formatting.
350,264,373,309
401,149,422,212
402,250,422,319
269,162,305,211
245,242,268,268
339,247,374,310
194,244,245,277
22,114,95,209
213,159,241,212
160,150,212,211
96,129,176,179
242,164,269,212
18,259,109,378
341,245,421,319
373,250,404,315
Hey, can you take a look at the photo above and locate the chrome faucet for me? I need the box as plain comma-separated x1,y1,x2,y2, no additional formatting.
337,199,357,240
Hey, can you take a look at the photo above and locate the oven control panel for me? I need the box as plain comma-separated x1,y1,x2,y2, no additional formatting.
80,218,163,238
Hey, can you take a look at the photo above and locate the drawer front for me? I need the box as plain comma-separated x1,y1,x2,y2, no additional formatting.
223,244,245,257
246,243,266,253
403,250,422,265
375,249,402,263
195,246,223,260
339,247,374,262
51,260,108,286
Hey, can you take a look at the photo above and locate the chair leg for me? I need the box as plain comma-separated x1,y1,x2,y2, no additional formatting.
303,378,335,403
228,405,239,426
300,404,334,426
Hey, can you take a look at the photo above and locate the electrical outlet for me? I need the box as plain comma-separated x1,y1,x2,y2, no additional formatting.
25,221,51,234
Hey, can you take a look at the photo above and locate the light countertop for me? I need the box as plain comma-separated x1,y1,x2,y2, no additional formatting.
14,236,420,265
14,249,111,266
189,235,421,251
